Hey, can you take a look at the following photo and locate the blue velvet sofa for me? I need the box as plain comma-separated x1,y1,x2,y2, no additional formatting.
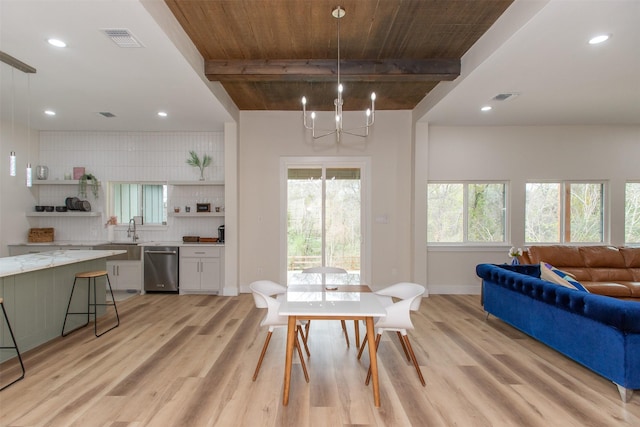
476,263,640,401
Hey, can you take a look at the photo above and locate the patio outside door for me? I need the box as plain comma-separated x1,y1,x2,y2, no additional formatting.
286,164,363,284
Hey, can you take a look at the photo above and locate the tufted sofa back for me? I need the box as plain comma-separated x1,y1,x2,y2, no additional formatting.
523,245,640,282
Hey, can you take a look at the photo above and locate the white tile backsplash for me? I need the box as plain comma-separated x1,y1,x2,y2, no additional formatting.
35,131,225,243
40,131,224,182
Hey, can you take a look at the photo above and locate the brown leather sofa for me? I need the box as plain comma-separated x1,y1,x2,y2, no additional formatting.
518,245,640,299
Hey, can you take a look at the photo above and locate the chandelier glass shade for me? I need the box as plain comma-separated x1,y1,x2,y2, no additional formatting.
301,6,376,143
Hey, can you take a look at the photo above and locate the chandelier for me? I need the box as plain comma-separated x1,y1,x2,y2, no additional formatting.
301,6,376,143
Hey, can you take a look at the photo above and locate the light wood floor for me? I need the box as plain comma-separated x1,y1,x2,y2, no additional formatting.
1,293,639,426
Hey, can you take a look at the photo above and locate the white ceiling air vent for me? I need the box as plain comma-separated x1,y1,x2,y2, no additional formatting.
492,92,520,102
98,112,116,118
101,29,144,48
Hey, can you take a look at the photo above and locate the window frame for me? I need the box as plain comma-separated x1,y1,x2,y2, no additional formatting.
108,181,168,226
426,180,509,246
524,180,608,245
624,181,640,245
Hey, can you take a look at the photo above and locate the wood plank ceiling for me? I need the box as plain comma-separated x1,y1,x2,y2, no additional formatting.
165,0,513,111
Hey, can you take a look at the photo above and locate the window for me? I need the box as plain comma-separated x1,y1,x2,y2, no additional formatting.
525,182,604,243
625,182,640,243
427,182,506,243
110,183,167,225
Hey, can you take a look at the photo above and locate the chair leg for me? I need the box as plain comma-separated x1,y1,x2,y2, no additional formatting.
253,329,309,382
61,277,88,336
297,325,310,357
304,320,311,343
396,331,411,361
252,331,273,381
340,320,350,347
365,334,382,385
0,301,26,391
94,274,120,337
295,331,310,383
357,332,368,360
402,334,426,386
354,320,360,348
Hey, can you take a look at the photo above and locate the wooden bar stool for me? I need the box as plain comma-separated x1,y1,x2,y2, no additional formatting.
1,298,26,391
61,270,120,337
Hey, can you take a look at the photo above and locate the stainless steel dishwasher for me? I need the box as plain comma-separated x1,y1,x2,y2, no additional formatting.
144,246,179,292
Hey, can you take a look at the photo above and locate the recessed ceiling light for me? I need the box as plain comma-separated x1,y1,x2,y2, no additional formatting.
589,34,611,45
157,111,168,117
44,110,56,116
481,106,492,112
47,38,67,48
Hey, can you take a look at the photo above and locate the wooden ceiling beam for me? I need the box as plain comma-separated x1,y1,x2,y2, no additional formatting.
205,59,460,82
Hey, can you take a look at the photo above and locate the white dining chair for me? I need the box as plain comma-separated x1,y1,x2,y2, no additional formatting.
357,282,426,386
301,266,352,347
250,280,310,382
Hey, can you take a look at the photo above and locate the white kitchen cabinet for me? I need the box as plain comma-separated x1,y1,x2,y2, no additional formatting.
179,246,221,294
106,261,142,291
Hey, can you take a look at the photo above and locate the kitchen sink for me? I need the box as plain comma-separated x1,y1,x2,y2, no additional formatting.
95,243,142,261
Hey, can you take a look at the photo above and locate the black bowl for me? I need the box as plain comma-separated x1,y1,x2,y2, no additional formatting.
35,205,45,212
56,206,67,212
44,206,55,212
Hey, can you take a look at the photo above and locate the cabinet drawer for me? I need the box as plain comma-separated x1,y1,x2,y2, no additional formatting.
181,246,220,258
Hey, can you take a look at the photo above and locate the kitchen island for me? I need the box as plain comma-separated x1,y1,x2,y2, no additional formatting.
0,249,125,361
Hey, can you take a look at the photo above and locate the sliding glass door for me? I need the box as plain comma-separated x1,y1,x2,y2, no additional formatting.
285,160,366,284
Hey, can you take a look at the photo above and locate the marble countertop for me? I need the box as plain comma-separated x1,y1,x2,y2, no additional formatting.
9,240,225,248
141,242,225,247
0,249,126,278
8,241,109,247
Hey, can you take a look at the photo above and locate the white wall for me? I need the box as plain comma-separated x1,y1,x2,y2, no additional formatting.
419,125,640,294
5,118,638,296
238,110,413,292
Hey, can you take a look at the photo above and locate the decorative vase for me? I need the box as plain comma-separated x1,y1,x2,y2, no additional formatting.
107,225,115,242
36,165,49,180
199,169,205,181
511,257,520,265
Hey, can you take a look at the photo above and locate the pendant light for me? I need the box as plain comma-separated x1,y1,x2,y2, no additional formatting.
9,68,17,176
10,152,16,176
301,6,376,143
25,74,32,187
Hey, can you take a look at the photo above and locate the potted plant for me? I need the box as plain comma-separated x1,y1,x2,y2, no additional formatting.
186,151,212,180
78,173,99,198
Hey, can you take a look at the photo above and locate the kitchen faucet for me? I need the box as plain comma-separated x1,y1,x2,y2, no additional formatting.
127,218,139,242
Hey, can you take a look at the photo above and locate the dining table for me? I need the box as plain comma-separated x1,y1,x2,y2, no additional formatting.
278,283,387,407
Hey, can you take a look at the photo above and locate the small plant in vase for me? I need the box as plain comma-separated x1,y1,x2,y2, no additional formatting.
186,151,212,181
105,216,117,242
508,247,523,265
78,173,99,198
